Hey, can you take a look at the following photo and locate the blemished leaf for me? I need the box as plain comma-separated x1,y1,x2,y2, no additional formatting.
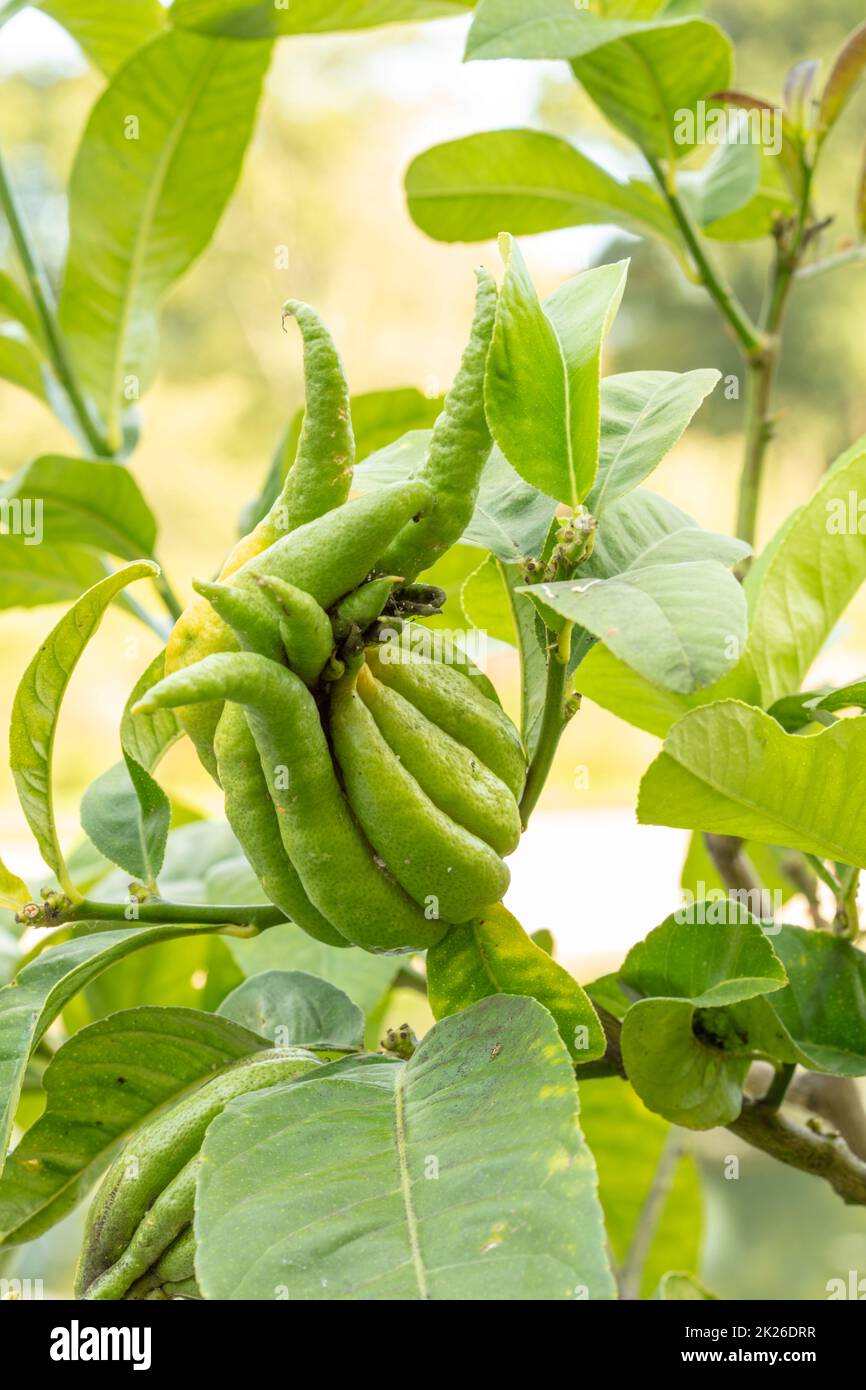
587,370,721,515
0,456,157,560
171,0,472,38
580,1078,703,1300
638,701,866,870
9,562,158,892
0,269,42,342
0,332,48,402
466,2,732,161
817,19,866,147
486,237,628,507
0,1006,262,1245
0,923,226,1180
745,435,866,706
426,904,605,1061
621,997,750,1128
405,129,677,246
0,855,30,912
218,970,364,1051
655,1271,718,1300
527,560,747,694
195,995,616,1300
36,0,166,75
0,539,112,612
620,908,786,1008
59,31,271,447
763,926,866,1076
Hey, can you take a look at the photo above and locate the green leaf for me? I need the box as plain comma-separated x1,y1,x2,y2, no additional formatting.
0,856,30,913
528,560,747,694
0,923,226,1179
79,759,169,884
0,1005,262,1244
486,237,628,507
746,436,866,706
680,139,761,228
639,701,866,869
79,652,178,883
655,1270,717,1299
464,447,558,563
580,1078,703,1299
587,490,750,577
426,904,605,1061
37,0,166,75
196,995,616,1300
587,370,720,515
763,926,866,1076
59,31,271,447
572,20,732,161
0,456,156,560
460,554,517,646
120,651,182,775
75,931,243,1022
0,270,41,342
0,332,47,402
406,130,677,245
621,908,785,1006
171,0,472,38
700,144,795,243
577,641,759,737
10,561,158,892
466,3,732,161
218,970,364,1050
0,539,112,612
621,997,750,1127
817,19,866,147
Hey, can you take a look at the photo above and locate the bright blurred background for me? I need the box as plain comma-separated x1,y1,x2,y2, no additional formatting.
1,0,866,1299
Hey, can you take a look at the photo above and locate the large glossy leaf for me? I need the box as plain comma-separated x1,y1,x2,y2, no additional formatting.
9,562,158,891
426,904,604,1061
620,909,786,1008
36,0,166,74
466,2,732,161
527,560,746,694
486,237,628,507
0,1006,262,1244
0,456,156,561
218,970,364,1051
745,436,866,706
587,370,720,515
406,130,677,245
171,0,472,37
196,995,616,1300
639,701,866,869
0,923,225,1179
59,31,270,446
580,1078,703,1299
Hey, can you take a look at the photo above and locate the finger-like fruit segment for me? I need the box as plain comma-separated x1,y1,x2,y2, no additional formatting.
356,663,521,856
193,578,284,662
215,704,347,948
331,670,510,920
253,575,333,683
366,644,526,800
138,654,446,954
331,575,401,641
75,1049,319,1299
280,300,354,528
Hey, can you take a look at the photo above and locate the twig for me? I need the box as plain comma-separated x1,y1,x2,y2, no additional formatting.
729,1100,866,1206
